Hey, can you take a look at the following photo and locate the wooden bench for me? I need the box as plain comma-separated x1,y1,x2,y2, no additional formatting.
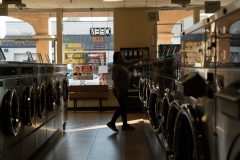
68,85,109,112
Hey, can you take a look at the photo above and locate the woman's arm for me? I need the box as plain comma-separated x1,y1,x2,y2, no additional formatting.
123,58,142,67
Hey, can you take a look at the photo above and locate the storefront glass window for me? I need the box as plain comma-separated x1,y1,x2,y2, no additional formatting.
57,11,114,86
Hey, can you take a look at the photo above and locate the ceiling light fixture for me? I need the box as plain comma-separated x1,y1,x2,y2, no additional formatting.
103,0,123,2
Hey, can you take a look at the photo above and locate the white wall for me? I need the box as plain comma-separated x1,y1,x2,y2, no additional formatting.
2,48,36,61
0,21,6,39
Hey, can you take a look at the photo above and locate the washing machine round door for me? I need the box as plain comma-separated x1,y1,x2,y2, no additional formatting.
0,89,22,136
173,104,208,160
148,90,161,133
138,78,144,102
46,82,54,111
29,87,36,122
22,87,35,125
62,79,68,101
54,81,61,105
37,85,46,118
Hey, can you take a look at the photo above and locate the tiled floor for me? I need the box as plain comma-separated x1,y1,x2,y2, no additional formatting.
36,111,154,160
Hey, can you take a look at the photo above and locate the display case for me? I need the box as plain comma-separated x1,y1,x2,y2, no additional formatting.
120,47,149,90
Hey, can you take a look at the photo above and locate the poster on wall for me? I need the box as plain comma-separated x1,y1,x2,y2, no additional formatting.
73,65,93,80
98,66,108,74
64,52,87,64
63,43,87,64
87,52,106,71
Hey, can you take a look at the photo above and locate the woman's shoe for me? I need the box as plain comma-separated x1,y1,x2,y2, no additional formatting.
106,122,119,132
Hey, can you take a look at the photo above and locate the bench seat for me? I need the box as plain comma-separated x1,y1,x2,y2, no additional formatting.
68,85,108,112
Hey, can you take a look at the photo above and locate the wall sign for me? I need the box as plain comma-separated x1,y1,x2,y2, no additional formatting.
73,65,93,80
64,53,86,64
98,66,108,74
91,35,105,42
90,27,111,36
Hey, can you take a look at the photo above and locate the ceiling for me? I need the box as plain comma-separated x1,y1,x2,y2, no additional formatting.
7,0,236,11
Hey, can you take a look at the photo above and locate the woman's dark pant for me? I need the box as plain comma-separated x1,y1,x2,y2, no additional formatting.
111,89,128,126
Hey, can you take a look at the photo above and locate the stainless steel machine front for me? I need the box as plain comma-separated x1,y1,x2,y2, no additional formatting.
141,1,240,160
0,61,67,160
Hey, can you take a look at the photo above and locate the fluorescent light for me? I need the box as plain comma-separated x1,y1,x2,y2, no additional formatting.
103,0,123,1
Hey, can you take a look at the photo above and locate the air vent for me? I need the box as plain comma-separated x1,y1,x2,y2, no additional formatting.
171,0,190,5
147,11,159,22
205,1,221,13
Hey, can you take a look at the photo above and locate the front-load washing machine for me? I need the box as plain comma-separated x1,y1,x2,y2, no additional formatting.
35,63,47,149
44,64,58,140
19,63,37,127
0,62,24,159
53,64,68,130
18,62,38,160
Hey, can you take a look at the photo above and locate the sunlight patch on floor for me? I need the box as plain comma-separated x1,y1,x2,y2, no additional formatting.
64,119,144,132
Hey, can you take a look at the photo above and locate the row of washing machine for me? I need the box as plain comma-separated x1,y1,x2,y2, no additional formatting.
138,2,240,158
0,62,68,160
139,63,240,160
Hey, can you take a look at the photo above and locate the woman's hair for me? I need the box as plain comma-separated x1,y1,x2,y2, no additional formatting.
113,51,120,64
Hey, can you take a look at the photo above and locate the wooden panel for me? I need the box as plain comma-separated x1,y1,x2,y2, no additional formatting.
68,85,108,92
69,92,108,99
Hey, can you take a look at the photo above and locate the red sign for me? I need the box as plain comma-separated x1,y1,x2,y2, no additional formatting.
81,65,93,73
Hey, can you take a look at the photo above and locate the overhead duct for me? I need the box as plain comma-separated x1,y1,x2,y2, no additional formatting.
147,11,159,22
2,0,22,4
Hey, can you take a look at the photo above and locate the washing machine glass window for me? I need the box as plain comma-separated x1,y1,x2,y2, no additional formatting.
46,82,54,112
62,79,68,101
138,78,145,102
37,85,46,118
21,87,35,126
54,81,61,106
30,87,36,123
0,89,22,137
148,90,161,132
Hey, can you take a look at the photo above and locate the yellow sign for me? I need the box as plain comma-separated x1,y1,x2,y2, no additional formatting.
64,59,85,64
91,35,105,42
64,43,82,49
63,42,86,64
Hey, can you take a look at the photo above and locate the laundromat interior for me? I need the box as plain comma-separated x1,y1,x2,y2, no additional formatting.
0,0,240,160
